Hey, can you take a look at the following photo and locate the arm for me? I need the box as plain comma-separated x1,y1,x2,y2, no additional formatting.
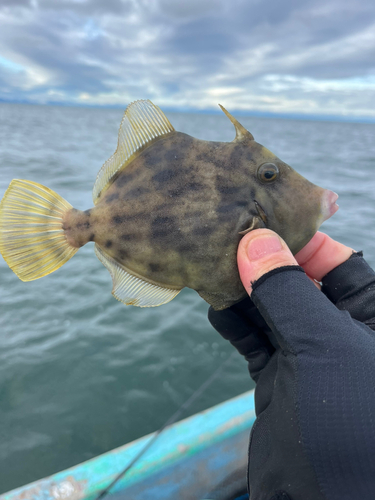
209,230,375,500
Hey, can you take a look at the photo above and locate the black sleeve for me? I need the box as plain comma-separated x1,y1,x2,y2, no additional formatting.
208,297,276,382
247,262,375,500
321,251,375,328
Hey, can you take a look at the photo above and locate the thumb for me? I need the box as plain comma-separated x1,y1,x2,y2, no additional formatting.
238,229,298,295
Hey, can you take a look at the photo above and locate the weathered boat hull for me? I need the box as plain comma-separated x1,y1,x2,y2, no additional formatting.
1,390,255,500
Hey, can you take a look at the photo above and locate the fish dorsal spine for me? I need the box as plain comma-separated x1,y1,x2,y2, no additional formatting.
218,104,254,142
92,100,175,204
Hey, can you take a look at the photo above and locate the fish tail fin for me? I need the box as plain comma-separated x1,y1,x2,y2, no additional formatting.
0,179,78,281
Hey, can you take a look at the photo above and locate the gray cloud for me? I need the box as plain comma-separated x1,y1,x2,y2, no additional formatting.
37,0,131,15
0,0,374,118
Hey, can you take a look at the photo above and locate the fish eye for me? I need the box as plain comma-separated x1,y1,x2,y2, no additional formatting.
257,163,279,183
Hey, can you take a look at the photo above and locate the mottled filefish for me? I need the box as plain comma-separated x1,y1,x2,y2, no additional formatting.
0,100,338,310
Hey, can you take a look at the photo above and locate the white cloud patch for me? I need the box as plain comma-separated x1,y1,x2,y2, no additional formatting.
0,0,374,119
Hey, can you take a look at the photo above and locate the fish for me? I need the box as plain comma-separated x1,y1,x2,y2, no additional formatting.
0,100,338,310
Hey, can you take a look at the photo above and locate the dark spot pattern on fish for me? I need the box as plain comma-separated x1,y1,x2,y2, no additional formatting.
168,182,204,197
178,242,199,254
167,188,182,197
151,215,179,240
120,232,143,242
89,233,95,241
164,149,180,162
217,201,248,214
113,212,149,224
144,154,163,168
125,187,150,198
193,225,215,236
120,233,132,241
152,169,179,184
113,215,125,225
229,145,245,167
195,152,208,162
106,193,119,203
249,187,256,201
188,181,204,191
105,240,113,248
181,164,195,175
118,249,130,260
217,185,242,195
77,221,90,229
151,202,173,213
153,216,176,226
246,151,256,163
114,172,135,187
149,263,162,273
187,210,205,219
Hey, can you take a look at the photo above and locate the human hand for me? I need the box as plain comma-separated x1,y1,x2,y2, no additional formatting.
237,228,354,294
208,229,354,382
208,229,375,500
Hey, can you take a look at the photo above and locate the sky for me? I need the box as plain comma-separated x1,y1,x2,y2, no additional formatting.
0,0,375,120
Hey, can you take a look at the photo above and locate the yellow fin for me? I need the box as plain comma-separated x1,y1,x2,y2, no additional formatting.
93,100,175,204
218,104,254,142
0,179,78,281
95,245,181,307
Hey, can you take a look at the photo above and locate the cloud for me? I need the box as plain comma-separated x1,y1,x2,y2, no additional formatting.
0,0,374,119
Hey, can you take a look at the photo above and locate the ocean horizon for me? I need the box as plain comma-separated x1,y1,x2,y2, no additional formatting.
1,99,375,125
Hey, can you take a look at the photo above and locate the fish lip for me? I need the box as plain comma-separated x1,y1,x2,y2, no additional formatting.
254,200,268,226
321,190,339,223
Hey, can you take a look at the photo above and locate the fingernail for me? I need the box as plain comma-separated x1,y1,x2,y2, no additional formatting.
247,235,283,261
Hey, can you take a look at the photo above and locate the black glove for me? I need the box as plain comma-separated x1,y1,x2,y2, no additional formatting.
209,253,375,500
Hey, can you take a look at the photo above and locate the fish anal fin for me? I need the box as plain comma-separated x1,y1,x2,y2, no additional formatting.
218,104,254,143
94,245,181,307
93,100,175,204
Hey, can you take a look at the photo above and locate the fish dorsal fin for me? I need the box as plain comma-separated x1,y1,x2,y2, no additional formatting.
95,245,181,307
218,104,254,142
93,100,175,204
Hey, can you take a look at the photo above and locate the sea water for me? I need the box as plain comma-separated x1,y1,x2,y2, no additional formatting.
0,103,374,493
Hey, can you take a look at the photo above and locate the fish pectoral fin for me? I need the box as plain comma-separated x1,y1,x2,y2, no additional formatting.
238,216,265,235
92,100,175,204
95,245,181,307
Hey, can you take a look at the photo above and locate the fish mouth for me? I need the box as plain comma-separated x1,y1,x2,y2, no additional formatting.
321,190,339,223
254,200,268,226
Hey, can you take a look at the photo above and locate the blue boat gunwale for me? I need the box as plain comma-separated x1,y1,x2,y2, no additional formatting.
1,390,255,500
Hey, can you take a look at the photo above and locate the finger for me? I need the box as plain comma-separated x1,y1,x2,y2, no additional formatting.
237,228,298,295
295,232,355,282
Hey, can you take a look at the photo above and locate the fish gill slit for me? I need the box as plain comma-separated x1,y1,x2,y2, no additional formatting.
254,200,268,225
